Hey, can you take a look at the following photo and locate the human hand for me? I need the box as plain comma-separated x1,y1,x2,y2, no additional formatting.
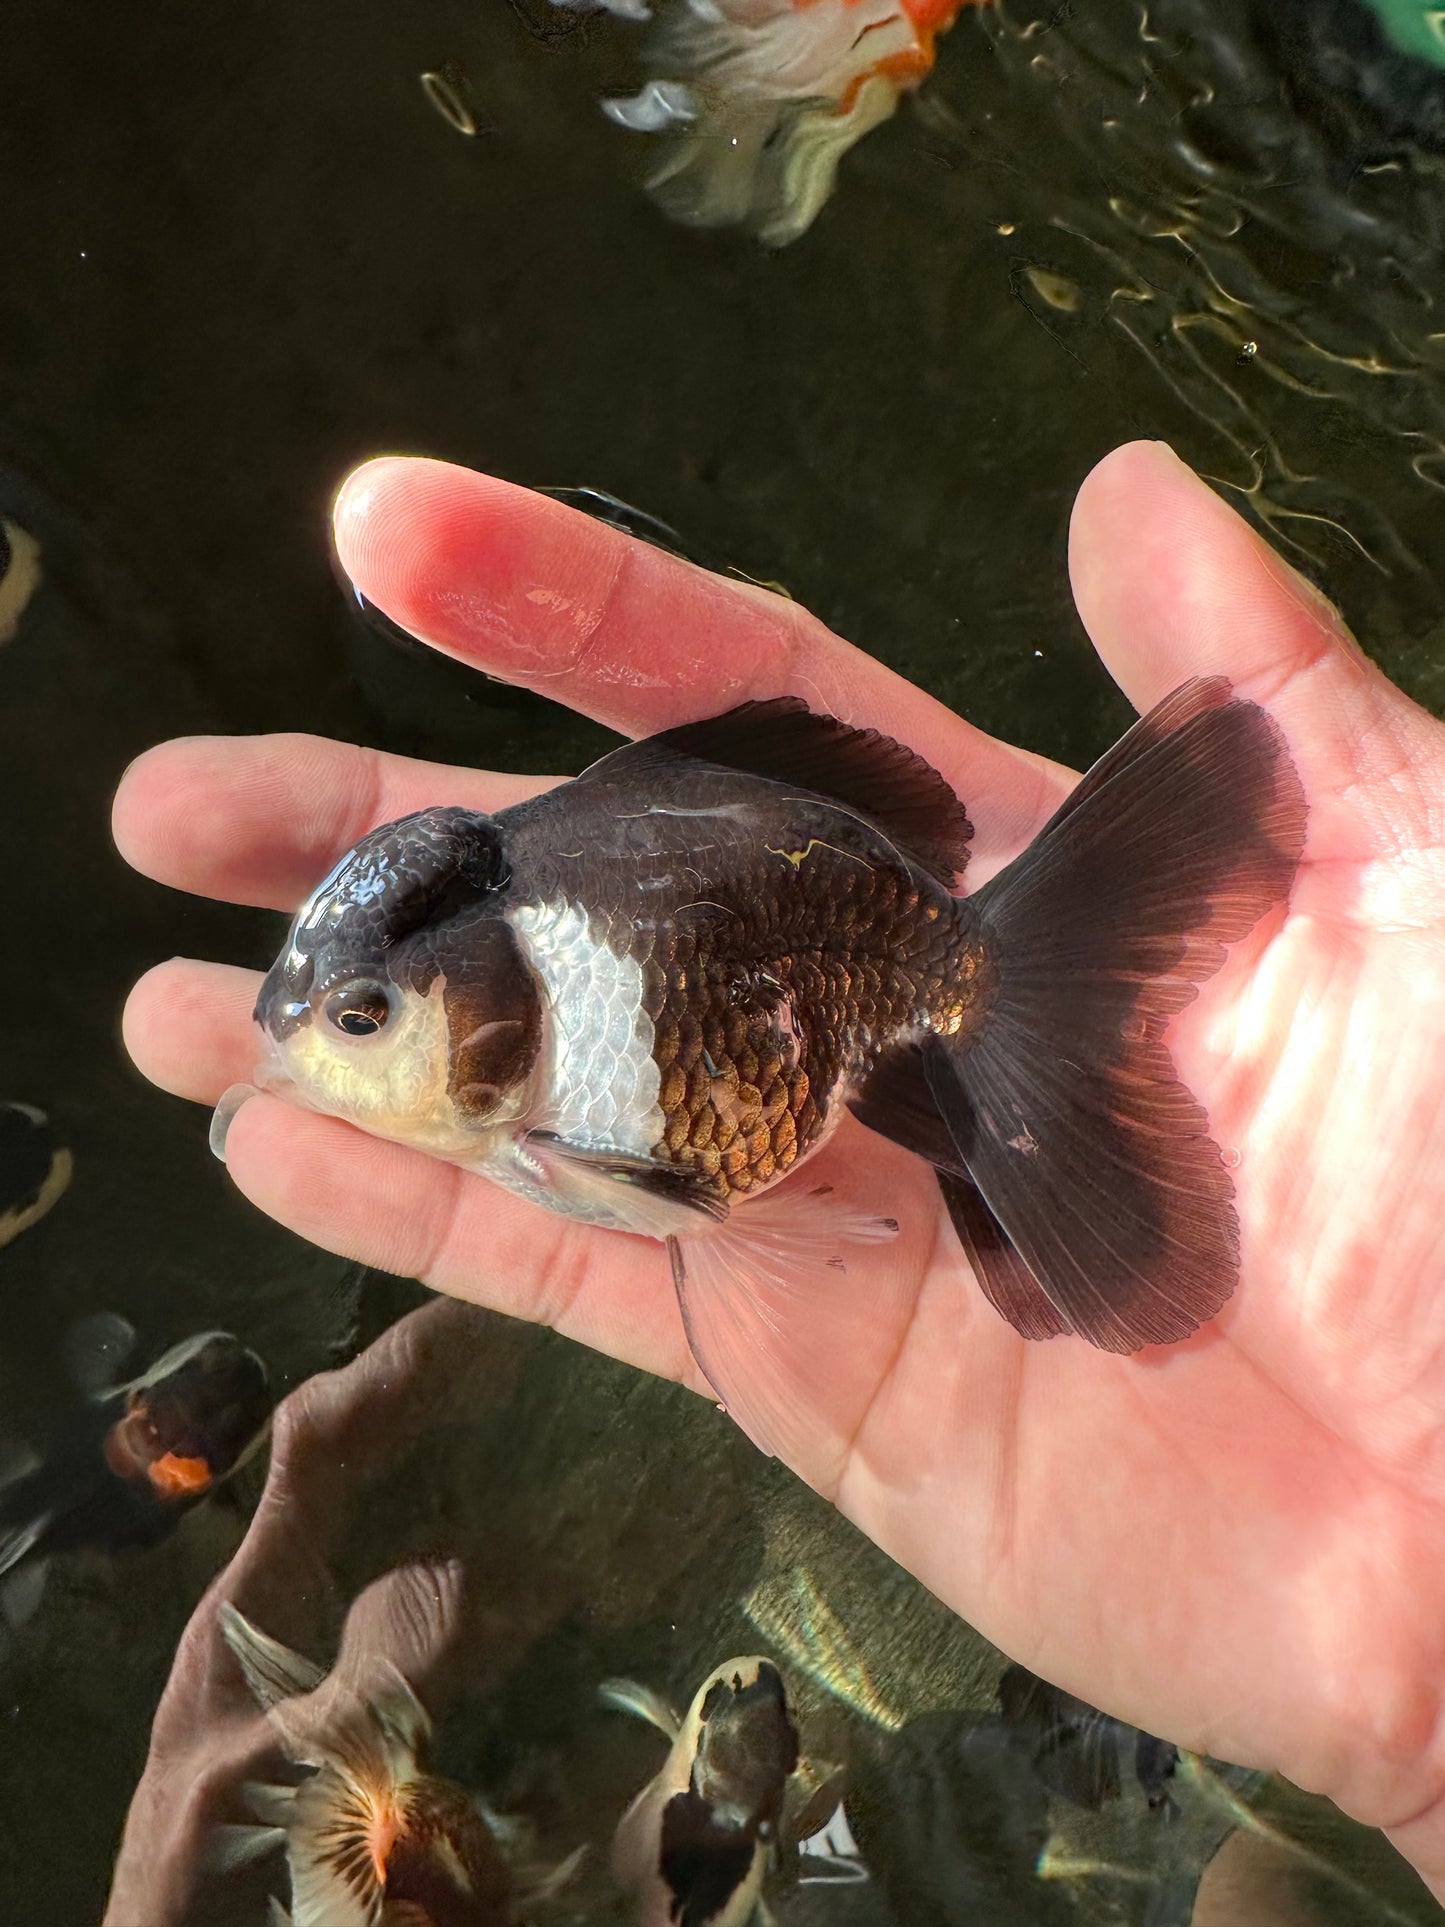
113,442,1445,1896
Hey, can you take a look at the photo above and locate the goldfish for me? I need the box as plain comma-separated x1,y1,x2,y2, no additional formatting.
217,1599,577,1926
996,1663,1180,1817
591,0,991,244
602,1657,804,1924
0,1101,72,1249
239,681,1303,1439
0,1321,271,1645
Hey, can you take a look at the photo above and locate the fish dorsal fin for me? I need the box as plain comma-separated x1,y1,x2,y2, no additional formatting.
580,699,973,890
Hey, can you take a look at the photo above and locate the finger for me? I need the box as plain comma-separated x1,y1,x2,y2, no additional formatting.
123,960,261,1102
218,1094,697,1388
332,457,1075,867
1068,442,1404,723
1068,442,1445,872
114,734,556,911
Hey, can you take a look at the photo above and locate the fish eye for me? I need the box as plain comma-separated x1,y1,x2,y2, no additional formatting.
322,979,393,1037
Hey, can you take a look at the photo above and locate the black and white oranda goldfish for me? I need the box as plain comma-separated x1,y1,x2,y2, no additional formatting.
603,1657,804,1926
237,683,1305,1444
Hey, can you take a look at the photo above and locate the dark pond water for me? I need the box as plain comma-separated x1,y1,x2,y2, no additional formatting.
2,0,1444,1920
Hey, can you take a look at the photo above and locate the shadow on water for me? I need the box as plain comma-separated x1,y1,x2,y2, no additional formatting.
0,0,1443,1919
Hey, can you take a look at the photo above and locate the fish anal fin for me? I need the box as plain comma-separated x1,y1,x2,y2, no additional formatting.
849,1044,966,1174
579,698,973,889
936,1172,1069,1343
669,1184,902,1467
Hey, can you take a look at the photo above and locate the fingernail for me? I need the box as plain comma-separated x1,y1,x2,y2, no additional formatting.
210,1084,258,1163
332,457,407,552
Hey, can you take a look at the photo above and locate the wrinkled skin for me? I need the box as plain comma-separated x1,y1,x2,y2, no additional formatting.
114,443,1445,1897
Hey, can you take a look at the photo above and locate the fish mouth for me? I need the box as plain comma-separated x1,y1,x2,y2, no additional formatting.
208,1051,307,1162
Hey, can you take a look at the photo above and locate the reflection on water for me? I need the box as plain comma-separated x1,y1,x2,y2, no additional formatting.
945,0,1445,687
1,0,1444,1919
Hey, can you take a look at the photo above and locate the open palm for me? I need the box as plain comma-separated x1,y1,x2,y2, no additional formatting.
115,442,1445,1895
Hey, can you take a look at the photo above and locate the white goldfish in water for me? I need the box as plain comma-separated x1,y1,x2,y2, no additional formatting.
602,1656,845,1925
216,1593,580,1926
571,0,991,244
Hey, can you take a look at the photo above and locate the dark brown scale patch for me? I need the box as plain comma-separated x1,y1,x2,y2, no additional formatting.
495,727,985,1207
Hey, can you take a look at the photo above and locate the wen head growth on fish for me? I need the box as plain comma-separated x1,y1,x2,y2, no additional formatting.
244,682,1304,1442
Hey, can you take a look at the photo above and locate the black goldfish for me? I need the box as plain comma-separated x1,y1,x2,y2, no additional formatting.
0,1324,271,1644
242,682,1304,1436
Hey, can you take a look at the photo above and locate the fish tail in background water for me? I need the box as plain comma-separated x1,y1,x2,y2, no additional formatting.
996,1662,1181,1816
0,516,43,645
250,679,1304,1453
0,1102,72,1248
596,0,991,245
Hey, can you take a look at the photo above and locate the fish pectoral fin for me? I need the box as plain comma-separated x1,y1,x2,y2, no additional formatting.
0,1548,50,1642
204,1822,289,1873
527,1133,729,1227
599,1677,686,1741
63,1310,137,1395
669,1185,899,1466
574,697,973,889
519,1841,590,1906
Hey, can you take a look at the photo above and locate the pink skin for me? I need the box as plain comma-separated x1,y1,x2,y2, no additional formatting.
114,443,1445,1896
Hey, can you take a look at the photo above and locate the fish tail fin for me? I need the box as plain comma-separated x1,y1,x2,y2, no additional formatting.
0,1542,50,1655
866,678,1307,1352
604,0,922,246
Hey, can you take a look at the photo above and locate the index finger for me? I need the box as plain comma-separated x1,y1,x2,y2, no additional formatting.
332,457,1074,873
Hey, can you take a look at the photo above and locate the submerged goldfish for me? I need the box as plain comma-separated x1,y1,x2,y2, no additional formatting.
218,1601,578,1926
0,1324,271,1646
603,1657,803,1925
239,682,1304,1445
591,0,991,244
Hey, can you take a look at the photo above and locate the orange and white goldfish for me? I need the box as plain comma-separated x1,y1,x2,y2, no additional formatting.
593,0,991,243
218,1597,579,1926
